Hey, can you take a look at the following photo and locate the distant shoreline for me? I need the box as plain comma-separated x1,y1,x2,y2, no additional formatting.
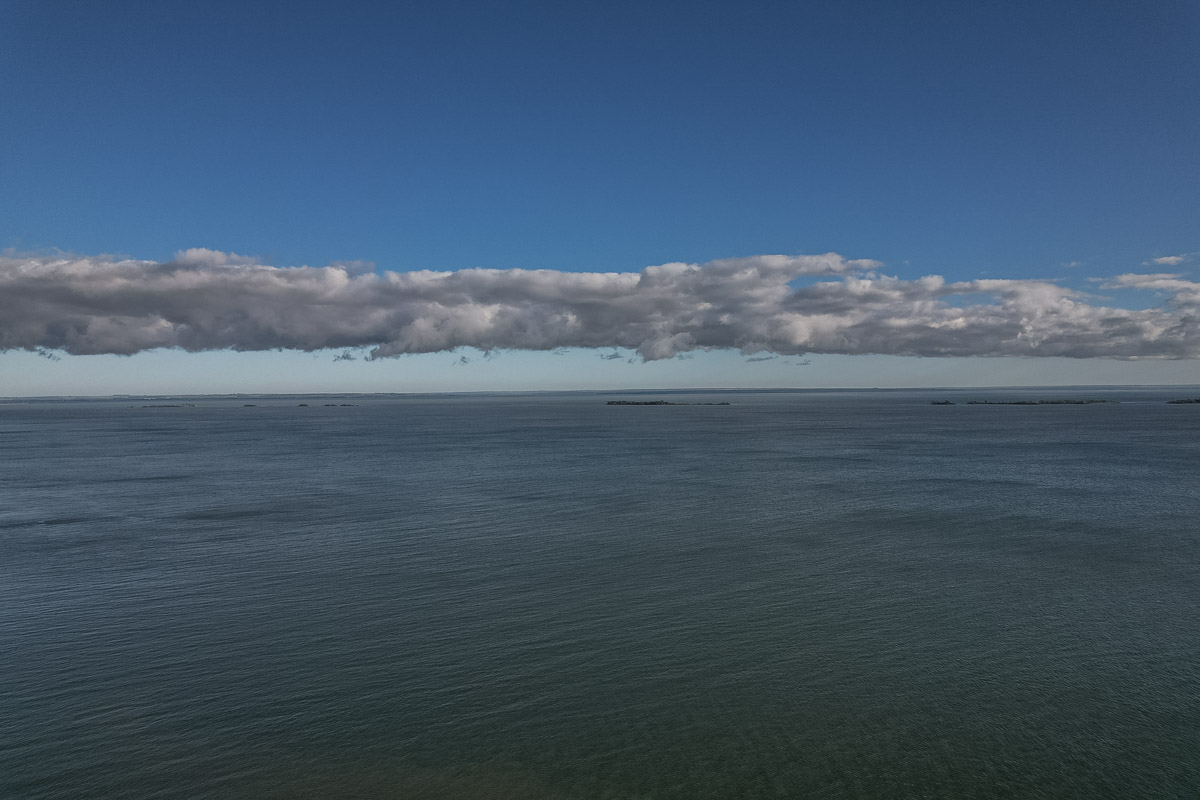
933,399,1120,406
3,383,1200,402
606,400,731,406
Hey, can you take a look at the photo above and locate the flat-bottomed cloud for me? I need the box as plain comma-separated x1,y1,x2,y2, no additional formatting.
1,250,1197,361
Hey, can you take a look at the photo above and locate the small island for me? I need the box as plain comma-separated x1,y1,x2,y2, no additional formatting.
607,400,731,406
964,399,1117,405
1167,398,1200,404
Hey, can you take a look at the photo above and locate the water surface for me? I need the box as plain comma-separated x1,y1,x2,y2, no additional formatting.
2,389,1198,798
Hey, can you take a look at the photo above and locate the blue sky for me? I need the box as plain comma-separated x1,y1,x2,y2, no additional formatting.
2,0,1198,394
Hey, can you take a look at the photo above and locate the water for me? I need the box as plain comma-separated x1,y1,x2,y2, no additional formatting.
2,389,1199,799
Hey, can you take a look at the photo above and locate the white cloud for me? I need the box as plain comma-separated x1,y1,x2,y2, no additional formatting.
173,248,260,268
1144,254,1190,266
1104,273,1200,306
1,250,1198,361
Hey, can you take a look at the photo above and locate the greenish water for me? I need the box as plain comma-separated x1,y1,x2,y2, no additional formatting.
2,389,1198,798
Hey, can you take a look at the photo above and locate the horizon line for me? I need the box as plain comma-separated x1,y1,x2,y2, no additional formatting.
3,384,1199,402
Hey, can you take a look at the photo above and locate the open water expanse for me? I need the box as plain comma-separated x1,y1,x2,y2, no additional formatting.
2,388,1199,799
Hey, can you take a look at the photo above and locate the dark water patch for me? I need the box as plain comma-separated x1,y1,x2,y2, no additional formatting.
177,506,289,522
893,474,1037,490
114,425,194,434
28,515,120,527
94,474,194,484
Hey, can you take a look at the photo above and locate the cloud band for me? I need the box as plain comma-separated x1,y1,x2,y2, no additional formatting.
1,249,1197,360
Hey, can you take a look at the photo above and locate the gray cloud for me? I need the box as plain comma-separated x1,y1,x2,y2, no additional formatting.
1,250,1198,361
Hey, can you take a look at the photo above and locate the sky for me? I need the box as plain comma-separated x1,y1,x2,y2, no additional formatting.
1,0,1198,394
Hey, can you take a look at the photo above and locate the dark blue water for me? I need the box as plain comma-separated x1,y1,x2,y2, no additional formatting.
3,389,1199,799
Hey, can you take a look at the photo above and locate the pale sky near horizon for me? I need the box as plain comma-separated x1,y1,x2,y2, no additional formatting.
2,0,1197,394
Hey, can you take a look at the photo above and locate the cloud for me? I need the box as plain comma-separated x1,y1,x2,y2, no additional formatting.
1145,255,1189,266
1,250,1198,361
329,260,377,277
332,351,357,362
173,248,260,268
1103,273,1200,306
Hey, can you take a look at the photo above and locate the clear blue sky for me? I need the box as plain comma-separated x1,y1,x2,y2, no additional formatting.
2,0,1198,394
